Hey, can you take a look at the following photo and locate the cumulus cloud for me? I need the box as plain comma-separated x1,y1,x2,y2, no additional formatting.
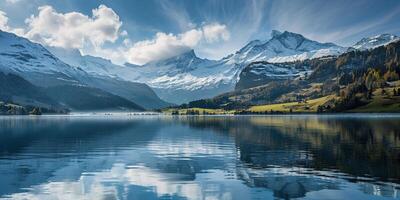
24,5,122,49
126,32,196,65
125,23,229,65
0,10,9,31
202,23,230,43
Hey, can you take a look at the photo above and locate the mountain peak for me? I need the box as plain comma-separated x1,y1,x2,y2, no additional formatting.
146,49,205,69
271,30,282,38
352,33,399,50
180,49,196,58
165,49,199,62
271,30,305,40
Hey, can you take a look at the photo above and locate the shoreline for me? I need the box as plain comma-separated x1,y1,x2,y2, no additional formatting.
1,112,400,118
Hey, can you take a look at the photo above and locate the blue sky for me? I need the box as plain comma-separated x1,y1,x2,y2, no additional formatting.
1,0,400,64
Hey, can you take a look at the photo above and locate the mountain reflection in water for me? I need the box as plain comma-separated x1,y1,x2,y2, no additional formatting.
0,115,399,200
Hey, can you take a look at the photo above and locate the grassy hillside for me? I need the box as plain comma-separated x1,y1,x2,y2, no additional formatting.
163,107,232,115
165,83,400,114
350,85,400,113
249,95,335,113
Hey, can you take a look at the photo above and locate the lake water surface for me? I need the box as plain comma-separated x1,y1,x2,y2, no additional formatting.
0,114,399,200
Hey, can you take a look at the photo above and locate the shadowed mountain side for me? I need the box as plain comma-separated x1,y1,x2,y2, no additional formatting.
78,76,172,110
45,85,145,111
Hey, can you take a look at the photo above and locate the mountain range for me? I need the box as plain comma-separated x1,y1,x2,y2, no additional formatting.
0,30,166,112
185,38,400,113
137,30,398,104
0,29,399,112
133,30,348,104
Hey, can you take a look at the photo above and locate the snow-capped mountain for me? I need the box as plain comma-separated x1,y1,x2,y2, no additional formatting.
0,30,80,87
350,33,399,51
5,28,398,106
0,30,168,110
48,47,141,81
141,50,233,90
30,30,349,104
222,30,346,65
136,50,235,103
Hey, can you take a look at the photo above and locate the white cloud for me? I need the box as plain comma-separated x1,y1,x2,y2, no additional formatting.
125,23,229,65
0,10,10,31
24,5,122,49
125,32,194,65
159,1,194,31
0,10,24,36
202,23,230,43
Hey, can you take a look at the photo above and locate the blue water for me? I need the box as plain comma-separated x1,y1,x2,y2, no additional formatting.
0,114,399,199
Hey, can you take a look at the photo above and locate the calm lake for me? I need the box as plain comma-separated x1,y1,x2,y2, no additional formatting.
0,114,399,200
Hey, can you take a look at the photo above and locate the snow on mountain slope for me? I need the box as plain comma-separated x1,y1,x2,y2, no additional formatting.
48,47,141,81
141,50,234,90
236,61,312,90
222,30,346,65
0,30,80,87
48,47,170,109
350,33,399,51
246,62,311,78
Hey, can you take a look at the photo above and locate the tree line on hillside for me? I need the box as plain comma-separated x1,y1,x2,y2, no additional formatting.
0,101,69,115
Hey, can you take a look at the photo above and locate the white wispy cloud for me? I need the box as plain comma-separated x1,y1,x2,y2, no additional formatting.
159,0,194,31
267,0,400,45
5,0,21,4
192,0,268,60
